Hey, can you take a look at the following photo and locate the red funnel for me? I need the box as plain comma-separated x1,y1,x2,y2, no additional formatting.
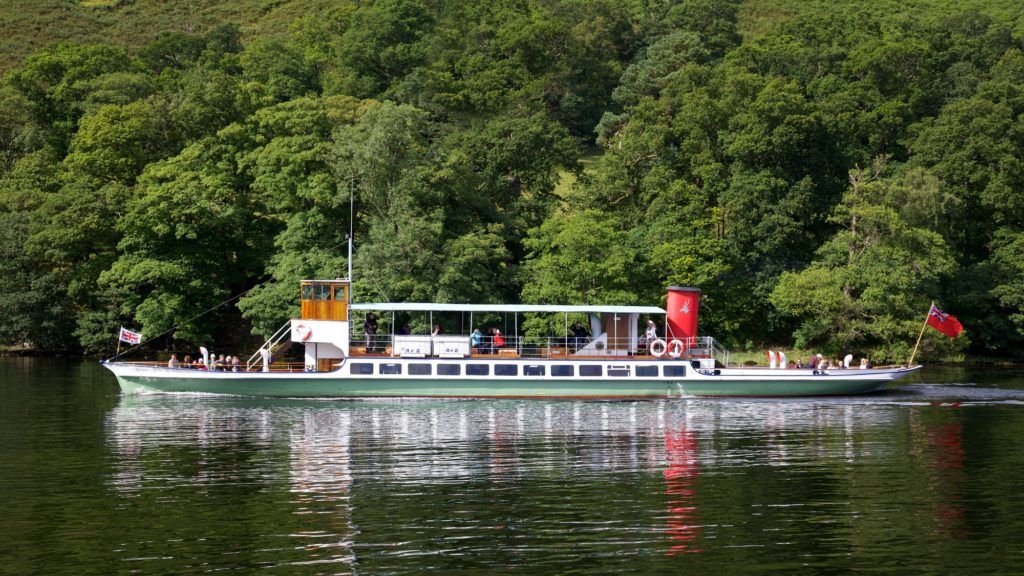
666,287,700,340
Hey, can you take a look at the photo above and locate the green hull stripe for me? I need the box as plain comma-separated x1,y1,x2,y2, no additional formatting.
115,374,890,398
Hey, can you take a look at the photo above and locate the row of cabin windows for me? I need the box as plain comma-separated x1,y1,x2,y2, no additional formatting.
348,363,687,378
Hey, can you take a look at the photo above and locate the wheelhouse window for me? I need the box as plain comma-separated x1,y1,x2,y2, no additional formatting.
636,366,659,377
302,284,314,300
379,363,402,375
437,364,461,376
524,365,545,376
551,365,574,377
664,365,687,377
350,363,373,375
495,364,518,376
314,284,332,300
579,365,602,377
466,364,490,376
408,364,432,375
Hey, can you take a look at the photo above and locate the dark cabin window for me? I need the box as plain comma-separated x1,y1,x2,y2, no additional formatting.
608,366,630,377
524,365,545,376
408,364,432,375
466,364,490,376
437,364,461,376
663,365,687,377
495,364,518,376
350,363,373,375
379,363,402,375
636,366,659,377
551,365,574,377
579,365,602,377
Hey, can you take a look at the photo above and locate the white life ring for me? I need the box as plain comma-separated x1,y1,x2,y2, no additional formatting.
649,338,667,357
295,323,312,341
667,339,684,358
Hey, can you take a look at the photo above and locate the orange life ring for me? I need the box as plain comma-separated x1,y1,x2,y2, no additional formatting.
649,338,667,357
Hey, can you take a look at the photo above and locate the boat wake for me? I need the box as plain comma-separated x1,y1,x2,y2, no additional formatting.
877,383,1024,405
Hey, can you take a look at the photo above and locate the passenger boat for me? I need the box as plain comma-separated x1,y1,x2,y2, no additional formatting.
103,280,921,398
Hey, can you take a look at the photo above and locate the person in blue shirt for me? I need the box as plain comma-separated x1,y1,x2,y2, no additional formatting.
471,327,483,354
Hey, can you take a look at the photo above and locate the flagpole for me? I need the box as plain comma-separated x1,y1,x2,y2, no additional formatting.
908,302,933,366
116,326,122,357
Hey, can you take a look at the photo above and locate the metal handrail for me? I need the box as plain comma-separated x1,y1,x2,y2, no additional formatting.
247,320,292,372
350,333,731,361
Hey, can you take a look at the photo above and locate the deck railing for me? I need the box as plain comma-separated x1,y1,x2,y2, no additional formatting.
353,333,730,363
117,360,310,372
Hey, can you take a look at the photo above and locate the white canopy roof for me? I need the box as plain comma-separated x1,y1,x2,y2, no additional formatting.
350,302,665,315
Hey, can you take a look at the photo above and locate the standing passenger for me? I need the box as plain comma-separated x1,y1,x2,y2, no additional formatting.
364,313,378,352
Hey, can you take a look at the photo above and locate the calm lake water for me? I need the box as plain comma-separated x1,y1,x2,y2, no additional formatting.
2,358,1023,575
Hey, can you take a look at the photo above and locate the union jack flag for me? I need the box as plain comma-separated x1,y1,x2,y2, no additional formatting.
119,326,143,345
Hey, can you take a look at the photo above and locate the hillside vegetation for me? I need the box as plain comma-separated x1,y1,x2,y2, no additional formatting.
2,0,1024,361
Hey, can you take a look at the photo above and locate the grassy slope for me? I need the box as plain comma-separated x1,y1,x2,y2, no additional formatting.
0,0,336,75
738,0,1024,37
6,0,1024,76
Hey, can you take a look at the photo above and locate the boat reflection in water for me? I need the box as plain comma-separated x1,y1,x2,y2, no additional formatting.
664,427,702,555
105,394,930,565
912,404,967,539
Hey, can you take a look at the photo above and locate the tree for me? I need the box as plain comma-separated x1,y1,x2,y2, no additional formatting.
334,0,434,97
771,160,960,361
237,95,365,338
99,128,276,349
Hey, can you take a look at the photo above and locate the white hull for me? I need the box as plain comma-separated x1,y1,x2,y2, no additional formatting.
103,358,921,398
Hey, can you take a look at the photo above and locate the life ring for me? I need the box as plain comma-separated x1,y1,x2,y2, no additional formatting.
667,339,684,358
295,323,312,341
649,338,667,357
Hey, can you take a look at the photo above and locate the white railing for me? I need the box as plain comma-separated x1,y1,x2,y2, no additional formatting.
246,320,292,372
353,333,730,363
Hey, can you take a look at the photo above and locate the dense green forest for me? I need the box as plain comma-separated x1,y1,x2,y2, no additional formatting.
2,0,1023,362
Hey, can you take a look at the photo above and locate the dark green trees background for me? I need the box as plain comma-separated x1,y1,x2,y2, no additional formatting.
1,0,1022,362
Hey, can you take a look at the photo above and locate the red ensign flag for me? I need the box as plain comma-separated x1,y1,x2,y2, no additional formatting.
926,304,963,338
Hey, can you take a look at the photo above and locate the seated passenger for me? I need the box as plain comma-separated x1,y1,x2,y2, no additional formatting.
493,329,505,350
471,328,483,353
